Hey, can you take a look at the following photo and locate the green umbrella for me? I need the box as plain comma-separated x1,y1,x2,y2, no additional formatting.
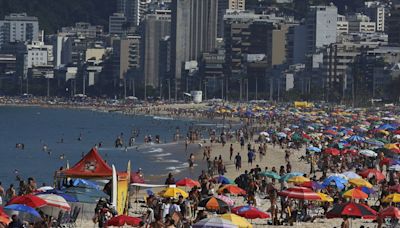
376,138,389,144
260,171,281,179
291,133,302,142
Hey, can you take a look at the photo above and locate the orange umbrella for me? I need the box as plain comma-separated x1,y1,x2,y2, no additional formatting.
343,188,368,200
217,185,246,195
0,214,10,225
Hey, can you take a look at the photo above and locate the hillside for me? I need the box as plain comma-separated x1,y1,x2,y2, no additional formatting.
0,0,116,34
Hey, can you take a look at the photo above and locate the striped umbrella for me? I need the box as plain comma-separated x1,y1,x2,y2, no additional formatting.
193,218,238,228
216,195,235,207
36,194,70,217
199,197,230,212
278,186,321,200
326,202,377,219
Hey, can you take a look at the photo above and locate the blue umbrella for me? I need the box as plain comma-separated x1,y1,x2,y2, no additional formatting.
322,176,348,190
73,178,100,190
307,146,321,153
215,175,233,184
347,135,365,143
37,190,79,202
357,186,375,195
365,139,385,147
64,186,108,204
378,124,396,131
4,204,41,218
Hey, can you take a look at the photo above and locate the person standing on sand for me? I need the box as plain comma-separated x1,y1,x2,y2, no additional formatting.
234,153,242,171
229,144,234,160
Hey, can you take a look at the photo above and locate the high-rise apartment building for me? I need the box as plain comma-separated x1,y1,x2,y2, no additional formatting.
116,0,147,28
388,4,400,45
143,10,171,88
109,13,128,36
365,2,385,32
306,5,337,53
171,0,218,96
0,13,39,47
229,0,245,10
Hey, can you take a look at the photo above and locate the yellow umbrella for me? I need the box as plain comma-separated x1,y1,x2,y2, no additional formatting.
383,193,400,203
159,187,188,198
221,213,252,228
379,130,390,136
317,193,333,202
385,144,399,150
287,176,310,184
348,178,373,189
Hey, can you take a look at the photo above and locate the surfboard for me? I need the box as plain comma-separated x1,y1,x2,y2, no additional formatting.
112,165,117,210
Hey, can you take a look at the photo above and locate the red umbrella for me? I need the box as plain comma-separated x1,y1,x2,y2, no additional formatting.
6,195,47,208
176,178,200,188
278,186,321,200
217,185,246,195
324,130,338,136
106,215,142,227
326,202,377,219
359,168,385,182
232,205,270,219
341,149,357,155
324,148,340,156
379,206,400,219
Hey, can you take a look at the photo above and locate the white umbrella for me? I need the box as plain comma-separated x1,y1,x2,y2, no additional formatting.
393,135,400,140
259,131,269,137
389,165,400,172
37,186,54,192
36,194,70,217
359,149,377,157
341,171,361,179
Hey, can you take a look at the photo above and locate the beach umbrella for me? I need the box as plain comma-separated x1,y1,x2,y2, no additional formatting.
347,135,365,143
216,195,235,207
382,193,400,203
365,139,385,147
260,171,281,179
343,189,368,200
36,194,70,211
280,172,304,182
259,132,269,137
7,195,47,208
176,178,200,188
341,171,361,180
326,202,377,219
72,178,100,190
0,214,10,225
193,217,238,228
231,205,270,219
379,206,400,219
385,144,400,150
160,187,188,198
36,186,54,192
316,193,333,202
221,213,252,228
322,176,348,190
4,204,41,218
324,148,340,156
324,129,337,136
36,190,79,202
106,215,142,227
199,197,230,212
277,132,287,138
355,186,375,195
389,164,400,171
379,124,396,131
217,185,246,196
359,168,385,182
306,146,321,153
215,176,234,185
287,176,310,184
278,186,321,200
299,181,323,190
348,178,373,189
359,149,377,157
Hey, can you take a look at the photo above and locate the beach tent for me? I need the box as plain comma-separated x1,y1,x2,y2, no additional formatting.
62,148,112,178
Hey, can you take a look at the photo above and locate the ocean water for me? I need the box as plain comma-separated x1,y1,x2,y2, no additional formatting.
0,106,205,186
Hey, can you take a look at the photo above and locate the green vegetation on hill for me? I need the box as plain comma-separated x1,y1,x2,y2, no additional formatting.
0,0,115,34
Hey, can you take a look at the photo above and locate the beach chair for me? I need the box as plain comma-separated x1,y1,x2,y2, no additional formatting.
52,211,64,228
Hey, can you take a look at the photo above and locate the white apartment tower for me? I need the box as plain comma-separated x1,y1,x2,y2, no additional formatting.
306,5,338,53
0,13,39,47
